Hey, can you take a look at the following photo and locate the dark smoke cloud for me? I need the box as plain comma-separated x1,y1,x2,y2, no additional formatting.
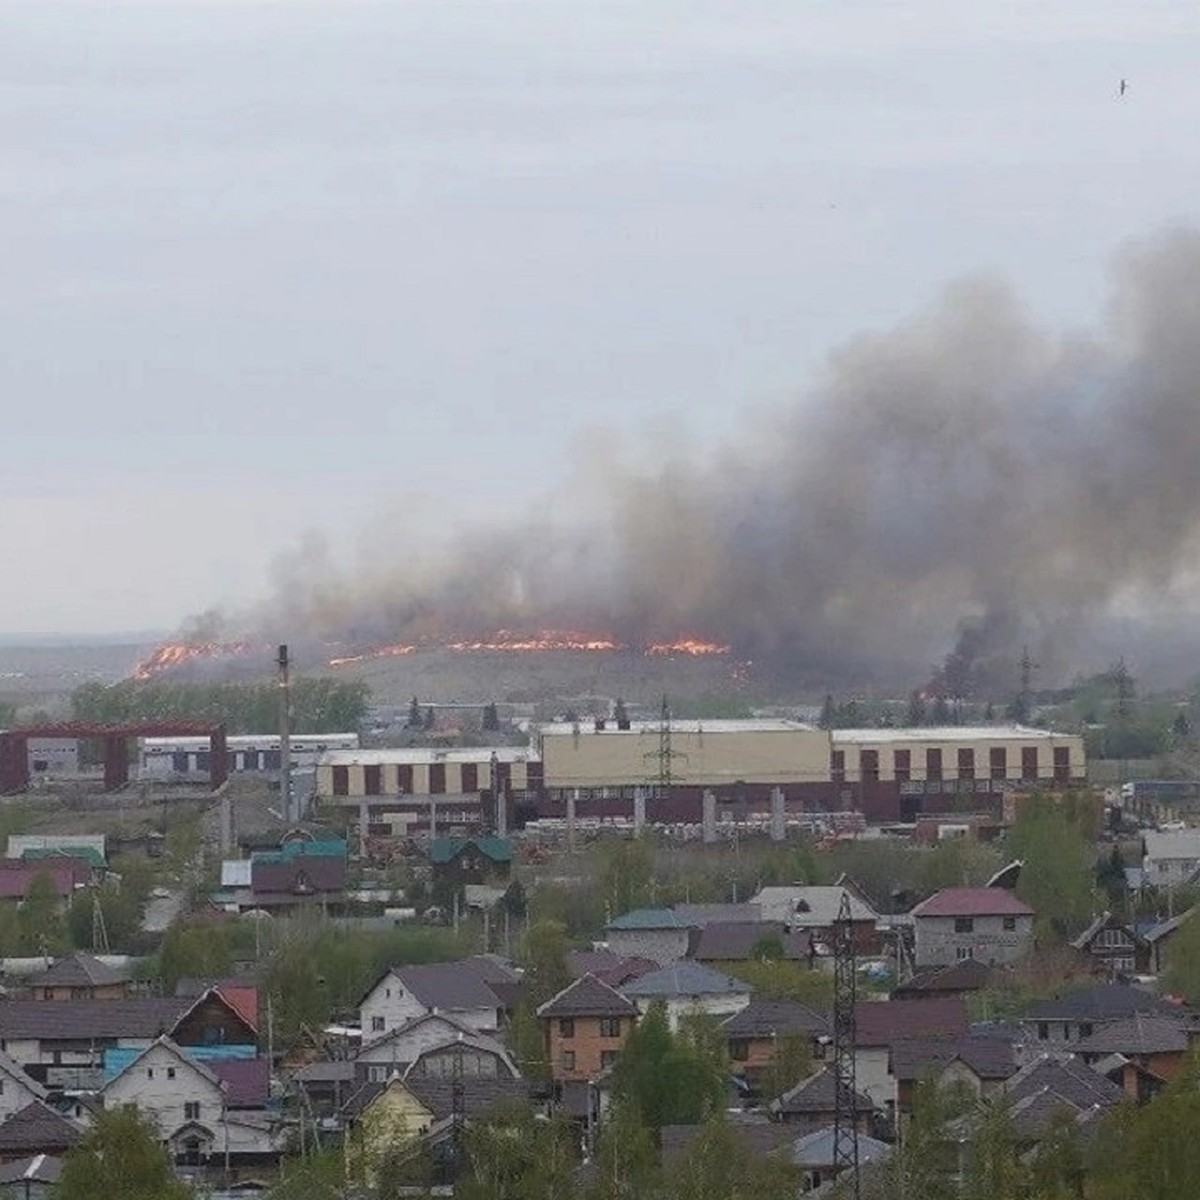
229,229,1200,686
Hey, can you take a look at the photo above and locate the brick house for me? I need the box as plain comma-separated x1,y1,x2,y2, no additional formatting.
910,888,1034,968
722,1000,829,1092
1074,1012,1193,1095
537,975,639,1084
769,1068,874,1133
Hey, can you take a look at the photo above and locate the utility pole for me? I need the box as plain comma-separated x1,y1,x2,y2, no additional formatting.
277,644,293,824
831,892,861,1198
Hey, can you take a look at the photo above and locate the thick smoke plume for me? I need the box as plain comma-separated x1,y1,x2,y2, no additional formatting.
221,230,1200,686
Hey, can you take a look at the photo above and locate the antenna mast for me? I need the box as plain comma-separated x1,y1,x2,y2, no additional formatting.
831,891,861,1198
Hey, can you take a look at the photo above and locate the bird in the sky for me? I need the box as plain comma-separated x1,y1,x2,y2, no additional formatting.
1119,78,1128,97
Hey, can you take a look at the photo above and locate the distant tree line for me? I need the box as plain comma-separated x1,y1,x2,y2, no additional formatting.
70,677,370,734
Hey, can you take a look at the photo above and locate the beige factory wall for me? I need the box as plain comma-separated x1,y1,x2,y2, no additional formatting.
317,756,529,798
540,727,831,789
834,733,1086,782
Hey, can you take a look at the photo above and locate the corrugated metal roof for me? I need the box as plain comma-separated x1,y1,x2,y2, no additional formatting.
910,888,1034,918
621,962,749,999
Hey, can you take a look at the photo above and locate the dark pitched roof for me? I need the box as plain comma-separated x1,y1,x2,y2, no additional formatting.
0,860,88,900
27,953,127,989
0,1102,82,1154
293,1059,356,1084
429,837,512,865
0,1154,63,1185
771,1068,873,1115
722,999,829,1039
212,1058,271,1107
1070,912,1146,952
565,950,659,988
390,962,503,1013
345,1075,528,1121
689,922,812,963
891,959,992,997
1075,1013,1190,1056
538,975,638,1020
911,888,1034,918
890,1034,1017,1082
662,1116,793,1161
250,856,346,895
0,996,191,1040
1023,984,1180,1023
854,998,969,1047
1005,1055,1125,1110
621,962,749,999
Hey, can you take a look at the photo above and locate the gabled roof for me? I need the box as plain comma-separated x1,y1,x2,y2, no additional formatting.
1022,984,1179,1023
1143,830,1200,861
27,952,127,989
346,1074,529,1122
357,1010,482,1054
673,903,764,926
0,859,89,900
1144,908,1196,943
0,1102,82,1154
406,1037,520,1081
212,1057,271,1107
23,846,106,869
0,1154,63,1186
621,962,750,1000
750,887,878,926
607,908,690,931
910,888,1034,918
722,999,829,1039
1070,912,1145,952
103,1036,223,1096
565,950,659,988
538,974,638,1020
689,922,812,963
429,837,512,865
1005,1054,1125,1110
891,959,992,997
890,1034,1017,1083
250,855,346,895
386,961,505,1013
0,996,192,1040
1075,1013,1190,1056
0,1049,46,1101
853,998,968,1047
771,1068,873,1115
788,1126,891,1168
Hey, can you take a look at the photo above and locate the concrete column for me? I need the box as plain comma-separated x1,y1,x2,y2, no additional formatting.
633,787,646,835
770,787,786,842
567,789,578,852
495,787,508,839
702,790,717,843
358,800,370,859
220,792,235,857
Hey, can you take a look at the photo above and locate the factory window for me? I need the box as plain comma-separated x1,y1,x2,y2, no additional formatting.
332,766,350,797
363,765,382,795
429,763,446,795
893,750,911,783
264,749,281,771
990,747,1007,780
195,751,211,772
861,749,879,783
173,753,189,774
1053,746,1071,783
957,748,975,780
926,748,942,781
462,763,478,792
830,750,845,784
1021,746,1039,781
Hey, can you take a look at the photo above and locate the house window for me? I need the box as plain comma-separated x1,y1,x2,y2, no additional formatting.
730,1040,749,1062
1002,916,1017,931
368,1065,389,1083
147,1068,154,1079
167,1067,176,1080
560,1051,576,1072
558,1018,575,1038
598,1017,622,1038
1079,1023,1094,1038
372,1017,385,1033
600,1050,619,1070
954,917,974,933
1037,1023,1049,1041
956,947,974,961
184,1101,201,1122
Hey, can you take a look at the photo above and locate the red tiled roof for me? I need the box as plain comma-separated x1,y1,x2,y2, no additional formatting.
217,985,259,1032
854,997,969,1047
910,888,1034,918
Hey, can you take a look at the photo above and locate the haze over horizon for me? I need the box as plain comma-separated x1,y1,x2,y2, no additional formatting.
7,2,1200,656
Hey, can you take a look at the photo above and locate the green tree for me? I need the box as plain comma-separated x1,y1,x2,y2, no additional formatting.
729,960,833,1012
456,1101,578,1200
408,695,421,728
818,694,836,730
595,836,655,916
877,1077,960,1200
156,923,235,993
17,871,68,956
1162,911,1200,1001
58,1104,193,1200
585,1098,659,1200
611,1003,725,1138
519,918,572,1008
266,1150,347,1199
762,1031,813,1103
665,1114,799,1200
960,1095,1026,1200
906,690,927,727
1008,796,1099,941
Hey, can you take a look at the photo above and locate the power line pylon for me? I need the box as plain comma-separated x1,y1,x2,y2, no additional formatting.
831,891,861,1198
644,693,687,797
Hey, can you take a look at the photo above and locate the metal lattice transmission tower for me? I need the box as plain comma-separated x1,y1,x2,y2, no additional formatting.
831,891,861,1198
644,694,687,797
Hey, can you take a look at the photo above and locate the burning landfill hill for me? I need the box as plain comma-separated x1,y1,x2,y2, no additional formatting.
142,230,1200,694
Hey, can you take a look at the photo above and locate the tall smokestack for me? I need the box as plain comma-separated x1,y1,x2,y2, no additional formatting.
277,643,292,824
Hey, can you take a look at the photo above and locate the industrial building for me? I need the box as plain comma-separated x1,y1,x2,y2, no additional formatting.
312,720,1086,834
139,733,359,781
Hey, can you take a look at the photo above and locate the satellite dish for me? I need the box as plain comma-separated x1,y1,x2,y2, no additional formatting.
987,860,1023,890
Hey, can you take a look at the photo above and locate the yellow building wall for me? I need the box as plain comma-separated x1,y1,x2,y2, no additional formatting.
318,755,531,798
833,733,1086,783
540,727,832,789
348,1081,435,1185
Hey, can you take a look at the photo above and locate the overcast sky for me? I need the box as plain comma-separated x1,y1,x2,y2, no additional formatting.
4,0,1200,634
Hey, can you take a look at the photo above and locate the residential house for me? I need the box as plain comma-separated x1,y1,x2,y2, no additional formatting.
429,837,512,886
910,888,1034,968
358,961,506,1040
7,835,105,868
25,954,129,1002
102,1037,282,1175
722,1000,830,1093
0,1053,49,1125
355,1013,518,1087
890,959,992,1001
564,950,658,989
748,887,880,954
292,1060,356,1121
689,922,813,970
604,910,693,965
1144,908,1194,975
1070,912,1151,978
890,1034,1017,1119
769,1068,874,1133
537,975,639,1085
620,963,751,1030
786,1127,892,1192
1019,983,1182,1054
1142,829,1200,889
853,997,969,1115
1074,1013,1192,1095
244,852,347,914
0,1103,82,1165
0,1152,62,1198
0,860,89,905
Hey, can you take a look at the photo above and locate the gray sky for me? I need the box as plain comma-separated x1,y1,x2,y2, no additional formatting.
4,0,1199,634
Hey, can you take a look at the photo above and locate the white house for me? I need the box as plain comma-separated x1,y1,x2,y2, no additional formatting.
620,963,751,1030
353,1013,517,1085
1142,830,1200,890
0,1049,49,1122
358,962,505,1041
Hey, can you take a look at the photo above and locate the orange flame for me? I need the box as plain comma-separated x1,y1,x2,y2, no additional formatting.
645,638,731,657
132,641,255,681
327,644,416,667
